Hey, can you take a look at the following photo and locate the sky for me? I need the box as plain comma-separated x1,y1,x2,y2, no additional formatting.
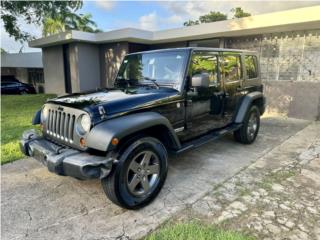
1,0,320,53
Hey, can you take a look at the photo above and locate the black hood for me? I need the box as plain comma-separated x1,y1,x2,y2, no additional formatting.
48,87,181,120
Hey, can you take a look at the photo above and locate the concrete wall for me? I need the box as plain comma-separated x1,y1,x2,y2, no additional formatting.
99,42,129,88
15,68,29,83
264,81,320,120
150,41,187,50
1,67,28,83
69,43,101,92
226,30,320,120
226,30,320,82
1,67,16,76
42,46,65,94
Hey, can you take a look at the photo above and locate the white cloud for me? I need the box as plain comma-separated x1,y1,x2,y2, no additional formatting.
160,1,320,24
163,14,184,25
161,1,211,20
94,0,115,11
138,12,184,31
139,11,158,30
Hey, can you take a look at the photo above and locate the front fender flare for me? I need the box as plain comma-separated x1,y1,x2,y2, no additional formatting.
32,109,41,125
86,112,181,152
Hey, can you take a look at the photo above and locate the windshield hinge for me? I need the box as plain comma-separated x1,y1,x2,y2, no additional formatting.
99,106,107,119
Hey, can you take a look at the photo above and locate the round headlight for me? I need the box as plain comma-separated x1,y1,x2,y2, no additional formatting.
77,114,91,134
41,106,49,122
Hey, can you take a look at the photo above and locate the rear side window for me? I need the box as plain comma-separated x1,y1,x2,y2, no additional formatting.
245,55,258,79
222,55,242,82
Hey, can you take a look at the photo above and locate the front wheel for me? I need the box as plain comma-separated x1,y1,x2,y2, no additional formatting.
101,136,168,209
234,105,260,144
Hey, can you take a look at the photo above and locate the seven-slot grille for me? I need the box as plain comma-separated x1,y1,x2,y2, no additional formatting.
46,109,76,143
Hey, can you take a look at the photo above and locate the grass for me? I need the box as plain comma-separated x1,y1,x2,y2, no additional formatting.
145,222,254,240
256,169,298,191
1,94,56,164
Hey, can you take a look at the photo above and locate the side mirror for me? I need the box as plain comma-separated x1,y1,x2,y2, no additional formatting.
191,73,210,88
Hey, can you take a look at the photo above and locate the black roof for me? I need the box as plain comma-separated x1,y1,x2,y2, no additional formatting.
127,47,257,55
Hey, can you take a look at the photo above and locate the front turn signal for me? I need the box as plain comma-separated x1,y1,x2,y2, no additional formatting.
80,137,86,147
111,138,119,146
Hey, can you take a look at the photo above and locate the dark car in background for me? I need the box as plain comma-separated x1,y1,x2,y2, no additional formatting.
1,78,36,95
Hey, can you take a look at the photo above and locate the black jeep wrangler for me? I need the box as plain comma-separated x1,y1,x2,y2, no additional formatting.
21,47,266,209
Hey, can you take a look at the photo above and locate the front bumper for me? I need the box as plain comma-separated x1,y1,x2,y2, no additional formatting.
20,130,113,180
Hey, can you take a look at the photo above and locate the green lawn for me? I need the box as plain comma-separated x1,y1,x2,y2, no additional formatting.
1,94,56,164
145,222,254,240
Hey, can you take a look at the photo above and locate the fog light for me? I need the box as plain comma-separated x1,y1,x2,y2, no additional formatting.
111,138,119,146
80,137,86,147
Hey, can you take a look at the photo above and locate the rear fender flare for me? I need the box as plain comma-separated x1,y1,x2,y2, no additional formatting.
234,92,264,123
86,112,181,152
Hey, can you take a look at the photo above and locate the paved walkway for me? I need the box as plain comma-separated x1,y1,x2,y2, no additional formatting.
191,122,320,240
1,117,313,239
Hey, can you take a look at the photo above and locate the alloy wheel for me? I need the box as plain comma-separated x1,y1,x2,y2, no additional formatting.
126,150,160,196
247,112,258,141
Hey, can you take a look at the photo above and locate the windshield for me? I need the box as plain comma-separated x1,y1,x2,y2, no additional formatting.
115,50,188,91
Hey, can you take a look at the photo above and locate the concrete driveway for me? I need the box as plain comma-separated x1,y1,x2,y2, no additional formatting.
1,117,310,240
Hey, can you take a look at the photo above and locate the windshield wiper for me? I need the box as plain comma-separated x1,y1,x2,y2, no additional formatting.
140,77,160,89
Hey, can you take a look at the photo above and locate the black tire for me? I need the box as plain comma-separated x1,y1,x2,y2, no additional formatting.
101,136,168,209
20,90,28,95
234,105,260,144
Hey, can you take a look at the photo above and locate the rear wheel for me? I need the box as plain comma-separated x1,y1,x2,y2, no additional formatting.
101,136,168,209
234,105,260,144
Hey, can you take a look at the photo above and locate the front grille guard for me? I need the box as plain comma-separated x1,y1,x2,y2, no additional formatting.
43,103,88,150
46,109,76,143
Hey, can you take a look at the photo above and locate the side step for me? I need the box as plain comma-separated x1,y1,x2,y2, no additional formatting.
175,123,242,154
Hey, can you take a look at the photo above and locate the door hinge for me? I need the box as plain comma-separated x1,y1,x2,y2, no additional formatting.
186,99,192,106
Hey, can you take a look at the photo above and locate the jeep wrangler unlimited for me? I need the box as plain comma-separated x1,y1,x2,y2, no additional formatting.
21,48,266,209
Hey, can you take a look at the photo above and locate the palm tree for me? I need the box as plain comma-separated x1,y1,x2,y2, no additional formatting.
42,13,101,37
67,13,100,32
42,17,65,37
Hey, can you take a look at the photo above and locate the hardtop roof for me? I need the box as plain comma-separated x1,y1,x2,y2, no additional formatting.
126,47,258,56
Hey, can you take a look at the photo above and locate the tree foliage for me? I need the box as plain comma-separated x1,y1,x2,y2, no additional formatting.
231,7,251,18
64,13,101,33
184,11,227,26
183,20,200,27
184,7,251,26
42,17,66,37
1,1,82,42
1,1,101,41
199,11,227,24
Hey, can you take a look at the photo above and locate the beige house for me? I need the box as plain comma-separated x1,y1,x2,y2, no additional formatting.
29,6,320,120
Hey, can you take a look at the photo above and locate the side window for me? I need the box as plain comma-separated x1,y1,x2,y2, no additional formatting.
222,55,242,82
245,55,258,79
191,52,219,87
3,82,18,87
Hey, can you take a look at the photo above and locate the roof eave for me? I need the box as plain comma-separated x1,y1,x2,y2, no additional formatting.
29,6,320,48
